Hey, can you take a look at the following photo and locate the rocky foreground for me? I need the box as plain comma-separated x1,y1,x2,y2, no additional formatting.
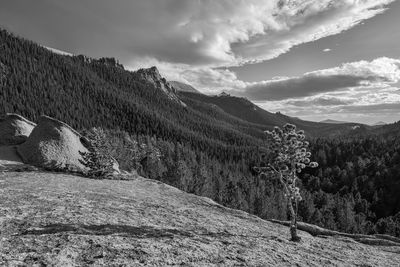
1,172,400,266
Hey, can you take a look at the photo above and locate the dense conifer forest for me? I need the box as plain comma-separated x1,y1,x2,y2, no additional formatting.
1,28,400,237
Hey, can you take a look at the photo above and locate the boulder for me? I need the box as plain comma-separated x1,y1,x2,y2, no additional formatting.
0,113,36,145
18,115,89,172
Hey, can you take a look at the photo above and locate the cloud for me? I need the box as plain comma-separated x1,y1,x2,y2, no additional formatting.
229,0,395,65
287,96,354,107
126,58,246,94
240,74,366,101
156,57,400,100
177,68,246,94
338,102,400,113
234,57,400,101
230,57,400,124
2,0,398,123
0,0,395,67
117,0,396,66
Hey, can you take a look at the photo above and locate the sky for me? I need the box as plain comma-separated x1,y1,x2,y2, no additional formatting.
1,0,399,124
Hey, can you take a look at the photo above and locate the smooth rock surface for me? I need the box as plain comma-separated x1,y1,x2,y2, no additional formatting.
0,113,36,145
1,171,399,266
17,115,89,172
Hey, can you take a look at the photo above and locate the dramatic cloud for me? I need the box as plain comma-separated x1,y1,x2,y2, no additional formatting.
241,74,367,100
1,0,398,123
240,57,400,124
236,57,400,101
230,0,395,64
0,0,395,67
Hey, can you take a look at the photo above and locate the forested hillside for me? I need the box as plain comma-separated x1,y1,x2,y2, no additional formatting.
181,91,368,137
299,135,400,236
0,29,269,161
1,28,400,237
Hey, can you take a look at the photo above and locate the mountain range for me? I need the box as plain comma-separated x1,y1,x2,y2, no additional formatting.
180,91,368,137
2,28,393,143
320,119,387,127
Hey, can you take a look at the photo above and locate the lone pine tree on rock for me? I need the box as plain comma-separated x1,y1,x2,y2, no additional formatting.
255,124,318,242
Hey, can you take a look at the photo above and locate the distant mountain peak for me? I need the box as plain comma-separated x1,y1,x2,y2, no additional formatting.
373,121,387,126
135,66,186,107
218,91,230,97
170,81,201,94
320,119,352,124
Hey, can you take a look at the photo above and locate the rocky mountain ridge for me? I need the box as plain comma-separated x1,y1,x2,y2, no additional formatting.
135,67,186,107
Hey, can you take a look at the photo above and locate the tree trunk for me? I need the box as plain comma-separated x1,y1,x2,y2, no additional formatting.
279,173,301,242
288,199,301,242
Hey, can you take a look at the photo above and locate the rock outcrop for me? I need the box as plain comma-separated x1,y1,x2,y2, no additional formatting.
135,66,186,107
0,113,36,145
96,57,124,70
217,91,231,97
1,172,399,266
17,115,90,172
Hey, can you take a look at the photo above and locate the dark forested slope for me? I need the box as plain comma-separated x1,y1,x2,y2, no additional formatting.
0,29,267,162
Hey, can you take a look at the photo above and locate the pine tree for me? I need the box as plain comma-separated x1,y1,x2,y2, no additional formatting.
255,124,318,241
79,128,115,178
